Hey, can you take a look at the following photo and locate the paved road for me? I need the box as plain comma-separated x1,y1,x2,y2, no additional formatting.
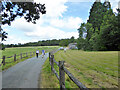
2,53,49,88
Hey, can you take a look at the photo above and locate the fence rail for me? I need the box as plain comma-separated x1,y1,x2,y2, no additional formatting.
49,50,88,90
0,51,36,66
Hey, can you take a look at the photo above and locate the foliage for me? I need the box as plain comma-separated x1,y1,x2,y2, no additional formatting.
59,36,75,46
4,36,76,47
77,1,120,51
0,26,8,41
1,1,46,25
0,1,46,42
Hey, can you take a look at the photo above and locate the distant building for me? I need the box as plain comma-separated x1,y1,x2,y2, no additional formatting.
68,43,78,49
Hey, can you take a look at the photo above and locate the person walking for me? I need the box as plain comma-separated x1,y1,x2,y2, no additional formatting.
64,48,66,52
36,50,39,58
42,50,45,58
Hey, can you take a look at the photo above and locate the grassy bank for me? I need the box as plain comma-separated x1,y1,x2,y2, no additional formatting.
0,46,59,70
40,50,118,88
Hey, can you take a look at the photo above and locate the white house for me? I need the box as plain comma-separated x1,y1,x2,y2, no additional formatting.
68,43,78,49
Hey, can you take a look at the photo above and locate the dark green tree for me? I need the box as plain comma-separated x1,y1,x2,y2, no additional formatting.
98,9,120,50
70,36,75,43
87,0,107,30
59,39,69,46
77,0,119,51
103,0,111,10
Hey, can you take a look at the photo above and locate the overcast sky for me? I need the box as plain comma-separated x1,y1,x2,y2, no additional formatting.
2,0,119,44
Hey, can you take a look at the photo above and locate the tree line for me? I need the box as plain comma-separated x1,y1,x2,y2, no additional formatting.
77,0,120,51
2,36,76,49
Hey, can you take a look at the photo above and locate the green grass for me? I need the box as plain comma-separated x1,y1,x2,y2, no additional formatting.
40,58,60,88
2,46,59,57
41,50,118,88
0,46,59,70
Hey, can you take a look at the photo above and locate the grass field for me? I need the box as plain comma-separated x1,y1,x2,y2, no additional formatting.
0,46,59,70
41,50,119,88
2,46,59,57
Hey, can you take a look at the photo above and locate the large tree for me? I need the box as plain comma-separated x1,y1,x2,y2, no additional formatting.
87,1,103,30
98,9,120,50
0,0,46,41
87,0,111,31
77,0,119,51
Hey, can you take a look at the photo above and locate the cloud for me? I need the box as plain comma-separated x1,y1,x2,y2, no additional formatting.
11,17,38,32
111,0,119,13
2,0,98,44
8,15,81,40
25,26,79,40
35,0,68,18
50,17,83,29
2,35,30,44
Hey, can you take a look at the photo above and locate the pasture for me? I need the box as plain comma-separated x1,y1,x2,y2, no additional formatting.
0,46,59,70
2,46,59,57
41,50,118,88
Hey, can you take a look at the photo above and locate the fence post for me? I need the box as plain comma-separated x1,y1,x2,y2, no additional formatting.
14,54,16,61
59,61,65,90
20,53,22,59
51,55,54,73
49,52,51,62
2,56,5,65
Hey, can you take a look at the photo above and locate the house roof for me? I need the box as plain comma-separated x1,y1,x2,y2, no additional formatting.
68,43,77,46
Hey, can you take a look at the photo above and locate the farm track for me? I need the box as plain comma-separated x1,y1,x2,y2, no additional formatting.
2,53,48,88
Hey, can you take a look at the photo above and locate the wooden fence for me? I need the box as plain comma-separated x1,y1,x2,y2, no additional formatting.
0,51,37,66
49,51,88,90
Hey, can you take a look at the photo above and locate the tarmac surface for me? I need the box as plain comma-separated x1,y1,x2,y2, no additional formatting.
2,53,48,88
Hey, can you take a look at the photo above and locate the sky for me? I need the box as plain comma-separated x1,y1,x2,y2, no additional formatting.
1,0,119,44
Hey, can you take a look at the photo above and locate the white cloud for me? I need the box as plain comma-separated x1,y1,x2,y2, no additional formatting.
25,26,79,40
11,17,37,32
35,0,68,18
50,17,83,29
111,0,119,13
2,35,30,44
2,0,98,44
2,0,82,44
8,15,81,40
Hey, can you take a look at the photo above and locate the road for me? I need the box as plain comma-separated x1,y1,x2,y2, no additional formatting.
2,53,48,88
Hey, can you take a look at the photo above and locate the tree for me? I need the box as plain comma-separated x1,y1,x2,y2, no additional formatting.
103,0,111,10
70,36,75,43
1,1,46,25
77,23,86,38
87,0,107,30
77,0,119,51
77,38,86,50
59,39,69,46
0,26,8,41
0,0,46,42
89,27,100,50
77,23,94,50
99,9,120,50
